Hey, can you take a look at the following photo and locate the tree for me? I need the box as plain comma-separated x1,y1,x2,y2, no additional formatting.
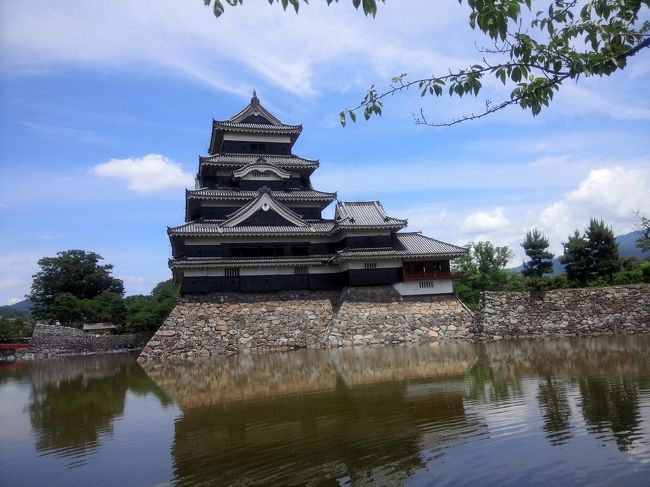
28,250,124,320
585,218,620,282
48,293,84,326
560,230,590,285
124,280,180,332
521,228,554,289
82,292,128,326
204,0,650,126
453,241,517,307
560,219,620,286
634,211,650,252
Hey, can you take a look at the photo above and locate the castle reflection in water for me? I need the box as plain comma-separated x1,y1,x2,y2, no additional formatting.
3,336,650,486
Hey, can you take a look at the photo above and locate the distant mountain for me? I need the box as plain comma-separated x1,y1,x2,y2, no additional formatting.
0,299,33,318
510,231,648,275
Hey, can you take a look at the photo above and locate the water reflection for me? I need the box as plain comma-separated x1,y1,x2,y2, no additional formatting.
2,336,650,486
140,336,650,485
22,355,170,464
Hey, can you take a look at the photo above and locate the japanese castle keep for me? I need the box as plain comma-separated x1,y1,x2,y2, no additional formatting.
169,93,467,295
139,94,474,360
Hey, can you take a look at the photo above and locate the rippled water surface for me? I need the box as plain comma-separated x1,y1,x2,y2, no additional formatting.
1,336,650,486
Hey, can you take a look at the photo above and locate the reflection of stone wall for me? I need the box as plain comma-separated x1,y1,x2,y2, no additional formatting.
138,287,473,360
477,285,650,340
29,324,150,356
141,342,477,408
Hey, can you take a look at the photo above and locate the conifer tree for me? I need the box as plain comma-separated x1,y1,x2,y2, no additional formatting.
585,218,620,283
521,228,554,289
560,230,590,286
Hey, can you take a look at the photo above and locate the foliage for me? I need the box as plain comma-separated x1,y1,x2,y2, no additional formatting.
48,293,84,326
453,241,521,308
521,228,554,289
561,219,620,285
634,211,650,252
124,280,180,332
28,250,124,319
203,0,650,126
0,317,34,342
585,218,621,281
81,292,128,326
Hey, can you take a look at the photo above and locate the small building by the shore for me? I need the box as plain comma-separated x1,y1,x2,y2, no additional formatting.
82,323,116,335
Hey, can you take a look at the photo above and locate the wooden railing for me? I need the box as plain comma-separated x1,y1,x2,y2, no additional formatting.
403,271,464,281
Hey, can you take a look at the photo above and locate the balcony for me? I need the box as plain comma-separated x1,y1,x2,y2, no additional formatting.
403,271,464,281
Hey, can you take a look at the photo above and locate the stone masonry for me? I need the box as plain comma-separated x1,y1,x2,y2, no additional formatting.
29,324,150,357
476,284,650,340
138,286,473,361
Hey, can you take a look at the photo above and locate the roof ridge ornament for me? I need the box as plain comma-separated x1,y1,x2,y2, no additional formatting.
251,89,259,105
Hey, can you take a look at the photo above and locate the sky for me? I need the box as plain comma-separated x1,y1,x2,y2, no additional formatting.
1,0,649,305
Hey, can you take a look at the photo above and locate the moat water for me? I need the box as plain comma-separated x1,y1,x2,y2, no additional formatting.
1,336,649,486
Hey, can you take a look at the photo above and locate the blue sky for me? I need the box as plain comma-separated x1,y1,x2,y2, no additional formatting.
1,0,649,305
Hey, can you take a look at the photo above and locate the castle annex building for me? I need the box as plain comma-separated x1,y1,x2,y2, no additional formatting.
168,94,467,295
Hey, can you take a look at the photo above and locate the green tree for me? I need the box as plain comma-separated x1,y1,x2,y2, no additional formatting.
82,292,128,326
586,218,620,283
634,211,650,252
205,0,650,126
560,219,620,286
124,280,180,332
48,293,84,326
454,241,516,308
560,230,590,285
521,228,554,290
28,250,124,320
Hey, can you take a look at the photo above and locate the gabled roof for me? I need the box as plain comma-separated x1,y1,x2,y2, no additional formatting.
232,162,291,180
208,93,302,153
335,201,407,229
221,187,308,228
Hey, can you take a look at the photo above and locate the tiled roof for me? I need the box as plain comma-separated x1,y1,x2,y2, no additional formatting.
335,201,407,229
395,232,467,256
168,220,337,236
187,188,336,202
335,233,467,260
213,121,302,132
214,92,302,131
200,153,319,169
170,255,333,268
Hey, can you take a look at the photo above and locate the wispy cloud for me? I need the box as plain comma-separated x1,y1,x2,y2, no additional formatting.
93,153,193,193
21,121,117,145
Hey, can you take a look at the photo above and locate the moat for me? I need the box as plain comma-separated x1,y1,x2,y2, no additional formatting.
2,335,650,486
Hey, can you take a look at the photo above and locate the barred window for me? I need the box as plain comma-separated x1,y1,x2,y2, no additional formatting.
364,262,377,269
225,267,240,277
294,266,308,275
419,281,435,289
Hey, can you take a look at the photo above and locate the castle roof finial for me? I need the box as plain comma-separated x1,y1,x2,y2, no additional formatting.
251,89,259,105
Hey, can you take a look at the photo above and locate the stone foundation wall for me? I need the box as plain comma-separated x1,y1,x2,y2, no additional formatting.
138,287,473,361
29,324,150,357
476,284,650,339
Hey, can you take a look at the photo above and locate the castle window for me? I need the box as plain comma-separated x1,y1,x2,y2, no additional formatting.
225,267,240,277
294,266,308,275
364,262,377,269
419,281,435,289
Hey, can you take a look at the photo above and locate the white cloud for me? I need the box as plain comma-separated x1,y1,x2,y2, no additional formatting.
460,207,510,234
7,298,22,305
539,166,650,253
93,153,193,193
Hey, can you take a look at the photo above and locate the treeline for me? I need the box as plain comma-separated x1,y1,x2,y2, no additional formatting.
454,217,650,309
22,250,179,333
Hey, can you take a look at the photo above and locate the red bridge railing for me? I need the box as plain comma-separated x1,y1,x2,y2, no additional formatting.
0,343,29,350
403,271,464,281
